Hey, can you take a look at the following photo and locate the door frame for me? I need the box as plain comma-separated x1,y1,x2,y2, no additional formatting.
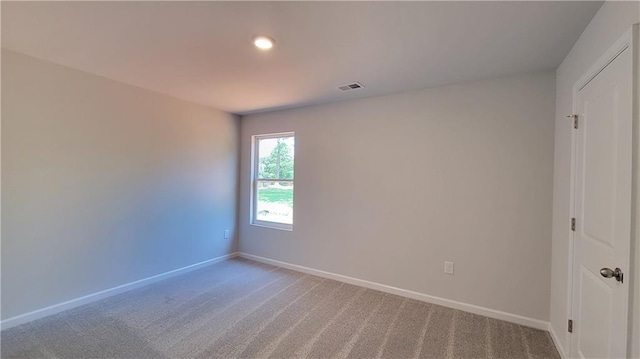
566,24,638,358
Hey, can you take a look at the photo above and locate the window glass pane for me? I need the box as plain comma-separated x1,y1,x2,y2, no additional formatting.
256,181,293,224
258,136,295,180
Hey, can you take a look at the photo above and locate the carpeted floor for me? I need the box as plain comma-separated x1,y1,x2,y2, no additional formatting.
1,258,560,358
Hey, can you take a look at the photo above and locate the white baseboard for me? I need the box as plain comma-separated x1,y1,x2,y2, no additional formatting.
548,323,567,358
1,252,239,331
238,252,550,331
2,251,552,335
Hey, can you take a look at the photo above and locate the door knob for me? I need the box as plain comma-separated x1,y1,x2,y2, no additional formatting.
600,267,623,283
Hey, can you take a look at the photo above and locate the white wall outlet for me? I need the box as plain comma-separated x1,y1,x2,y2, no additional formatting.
444,261,454,275
224,230,230,239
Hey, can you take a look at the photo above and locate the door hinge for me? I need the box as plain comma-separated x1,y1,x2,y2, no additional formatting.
567,114,578,129
571,218,576,231
568,319,573,333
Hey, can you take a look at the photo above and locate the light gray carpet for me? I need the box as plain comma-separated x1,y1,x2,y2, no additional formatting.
1,258,560,359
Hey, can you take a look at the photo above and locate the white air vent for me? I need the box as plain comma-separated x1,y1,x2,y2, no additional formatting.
338,82,365,91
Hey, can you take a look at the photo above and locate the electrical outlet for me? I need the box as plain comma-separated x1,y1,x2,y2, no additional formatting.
224,230,230,239
444,261,454,275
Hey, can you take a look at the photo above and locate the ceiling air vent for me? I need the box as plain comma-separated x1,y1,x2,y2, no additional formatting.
338,82,365,91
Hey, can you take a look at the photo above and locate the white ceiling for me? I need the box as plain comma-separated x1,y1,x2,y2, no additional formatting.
2,1,602,115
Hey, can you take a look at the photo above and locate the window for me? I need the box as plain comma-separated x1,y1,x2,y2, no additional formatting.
251,133,295,230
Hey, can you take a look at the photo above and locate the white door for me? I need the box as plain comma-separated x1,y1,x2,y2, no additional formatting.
570,37,633,359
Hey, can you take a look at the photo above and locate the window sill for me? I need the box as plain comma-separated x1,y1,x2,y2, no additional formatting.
250,221,293,231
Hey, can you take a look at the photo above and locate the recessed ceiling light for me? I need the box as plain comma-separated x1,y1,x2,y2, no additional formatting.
253,36,274,50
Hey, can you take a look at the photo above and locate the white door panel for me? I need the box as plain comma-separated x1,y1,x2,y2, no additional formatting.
571,39,632,359
578,267,612,359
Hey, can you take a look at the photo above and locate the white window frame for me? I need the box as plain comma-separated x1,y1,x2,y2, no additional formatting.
250,132,295,231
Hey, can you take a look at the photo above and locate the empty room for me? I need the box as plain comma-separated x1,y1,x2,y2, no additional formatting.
1,1,639,358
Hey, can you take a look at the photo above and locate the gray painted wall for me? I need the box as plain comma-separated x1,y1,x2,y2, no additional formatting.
550,2,640,356
239,71,556,322
1,50,239,320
